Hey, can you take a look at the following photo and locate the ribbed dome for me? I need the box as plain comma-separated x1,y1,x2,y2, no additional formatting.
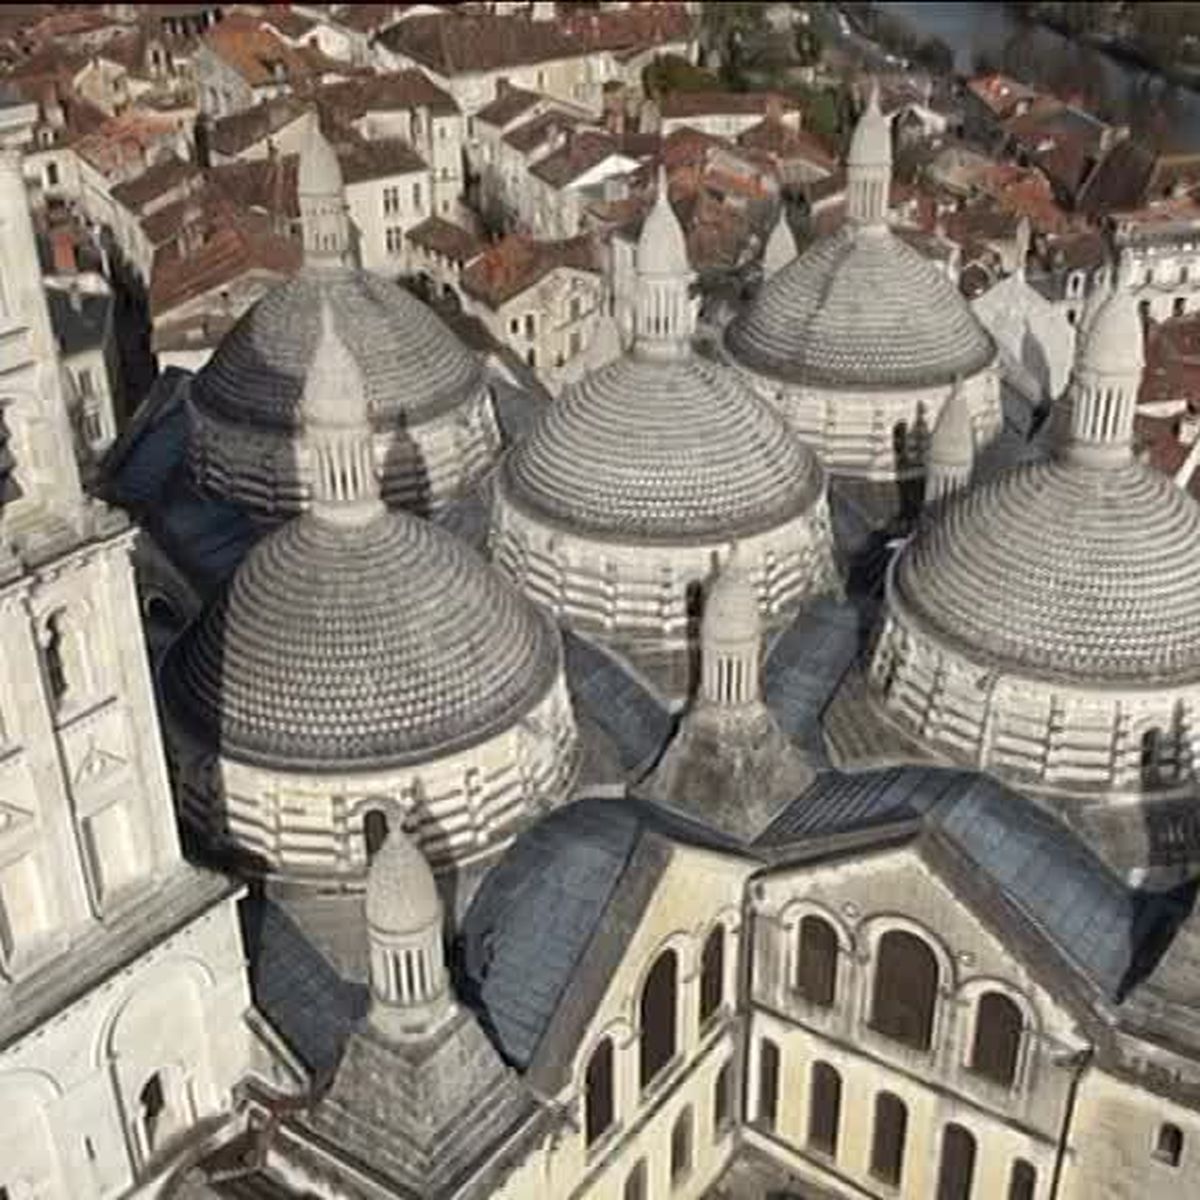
162,510,559,768
366,828,441,936
727,225,995,388
894,459,1200,683
501,354,822,541
194,267,484,432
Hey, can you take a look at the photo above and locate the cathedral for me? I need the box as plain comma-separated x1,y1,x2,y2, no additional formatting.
4,93,1200,1200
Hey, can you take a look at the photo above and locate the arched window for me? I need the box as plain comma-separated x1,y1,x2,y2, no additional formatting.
1009,1158,1037,1200
871,1091,908,1186
584,1038,614,1147
937,1123,977,1200
870,929,939,1051
670,1106,693,1185
713,1061,732,1137
363,809,389,861
639,949,677,1090
1155,1123,1184,1167
42,611,70,707
758,1038,779,1129
624,1159,647,1200
807,1061,841,1157
970,991,1023,1087
797,915,838,1007
699,925,724,1026
139,1073,166,1153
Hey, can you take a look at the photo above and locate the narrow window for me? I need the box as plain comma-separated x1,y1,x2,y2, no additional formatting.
870,930,939,1051
363,809,389,861
937,1123,977,1200
639,949,677,1089
807,1061,842,1157
699,925,724,1026
624,1159,647,1200
670,1106,692,1186
1009,1158,1037,1200
797,915,837,1007
140,1074,166,1152
584,1039,614,1147
1155,1123,1184,1167
871,1091,908,1186
758,1038,779,1129
970,992,1023,1087
43,612,70,707
713,1061,732,1137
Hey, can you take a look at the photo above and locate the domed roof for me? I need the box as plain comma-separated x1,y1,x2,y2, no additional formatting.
366,827,441,936
162,509,560,769
727,224,995,389
893,458,1200,683
501,354,823,541
194,267,484,432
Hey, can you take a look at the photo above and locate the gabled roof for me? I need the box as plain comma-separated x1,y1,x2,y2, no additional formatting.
208,94,309,158
335,132,425,182
200,11,313,88
460,233,598,309
474,84,542,129
109,153,199,212
377,3,692,76
405,215,483,263
737,116,836,171
528,128,628,188
316,66,458,121
659,90,797,120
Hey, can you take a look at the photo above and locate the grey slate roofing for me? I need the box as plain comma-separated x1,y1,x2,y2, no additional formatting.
458,798,646,1069
46,287,112,357
241,897,368,1076
562,631,674,775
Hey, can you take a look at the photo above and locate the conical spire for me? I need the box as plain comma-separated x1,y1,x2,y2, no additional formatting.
298,110,350,266
846,80,891,227
633,166,695,358
763,205,798,279
925,378,974,505
1063,275,1144,468
302,302,384,523
365,821,454,1043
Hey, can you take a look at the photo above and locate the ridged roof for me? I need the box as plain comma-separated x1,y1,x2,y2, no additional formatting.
162,510,559,769
501,354,822,541
193,267,484,432
895,459,1200,683
726,224,995,388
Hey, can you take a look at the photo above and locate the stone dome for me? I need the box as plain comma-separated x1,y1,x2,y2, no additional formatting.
501,353,823,541
366,827,441,936
894,458,1200,684
193,267,485,433
1080,285,1145,377
726,224,995,389
162,508,560,769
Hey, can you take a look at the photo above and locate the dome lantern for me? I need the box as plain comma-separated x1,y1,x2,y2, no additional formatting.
700,545,762,709
633,166,695,359
302,302,385,526
763,205,798,280
298,111,351,268
925,377,974,505
846,81,891,228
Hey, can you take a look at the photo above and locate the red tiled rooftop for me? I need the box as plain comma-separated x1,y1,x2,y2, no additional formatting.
461,233,598,308
406,215,483,262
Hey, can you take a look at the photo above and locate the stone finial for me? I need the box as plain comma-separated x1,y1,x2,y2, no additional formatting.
633,165,695,357
298,110,350,267
926,378,974,505
846,78,891,228
365,820,455,1043
302,302,384,524
1065,282,1144,468
763,205,798,280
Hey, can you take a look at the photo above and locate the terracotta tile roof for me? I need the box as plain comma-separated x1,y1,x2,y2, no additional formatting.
529,128,626,188
503,109,581,154
1139,314,1200,410
377,2,692,76
316,68,457,121
150,205,300,317
659,91,797,120
110,154,200,212
737,117,835,171
1037,227,1108,272
406,215,483,262
208,154,300,219
260,6,317,40
208,94,310,157
474,85,542,129
201,12,313,88
73,111,183,178
460,233,598,308
966,73,1040,121
335,4,403,35
335,132,425,182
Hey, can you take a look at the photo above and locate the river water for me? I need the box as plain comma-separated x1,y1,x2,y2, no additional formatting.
878,1,1200,148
